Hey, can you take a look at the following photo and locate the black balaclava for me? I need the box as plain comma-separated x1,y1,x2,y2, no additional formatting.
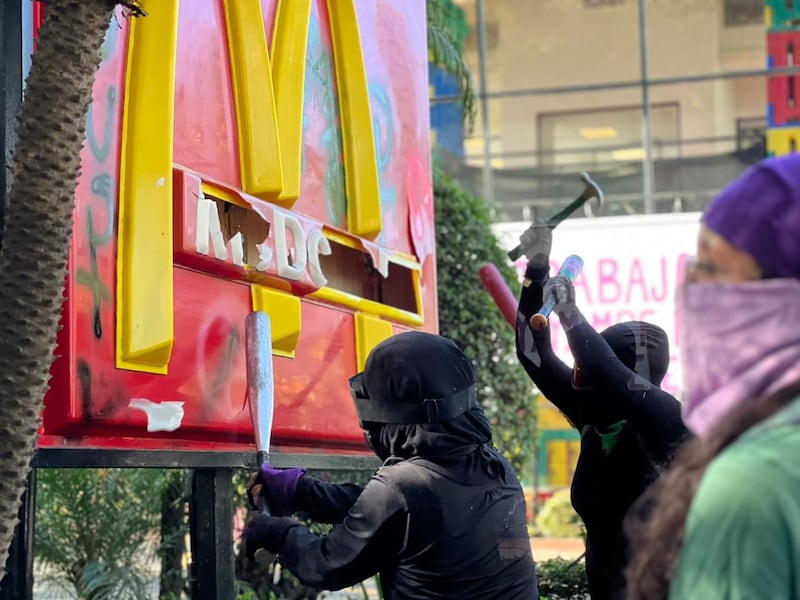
575,321,670,427
601,321,670,387
357,332,503,478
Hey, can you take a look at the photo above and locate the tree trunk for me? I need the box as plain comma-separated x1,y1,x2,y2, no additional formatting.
0,0,125,575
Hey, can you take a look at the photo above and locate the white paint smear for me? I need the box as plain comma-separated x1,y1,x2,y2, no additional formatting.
129,399,185,432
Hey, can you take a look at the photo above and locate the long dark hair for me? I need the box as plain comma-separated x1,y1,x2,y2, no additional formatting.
623,381,800,600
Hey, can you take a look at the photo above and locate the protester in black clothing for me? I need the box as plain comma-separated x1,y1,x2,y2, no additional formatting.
514,222,686,600
244,331,538,599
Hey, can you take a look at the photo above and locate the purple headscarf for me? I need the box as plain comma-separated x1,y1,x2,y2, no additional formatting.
680,154,800,437
703,154,800,279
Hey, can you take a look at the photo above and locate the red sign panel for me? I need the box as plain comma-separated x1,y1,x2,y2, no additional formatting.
40,0,435,455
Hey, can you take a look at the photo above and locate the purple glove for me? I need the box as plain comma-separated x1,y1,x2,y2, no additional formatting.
244,514,299,559
246,463,306,516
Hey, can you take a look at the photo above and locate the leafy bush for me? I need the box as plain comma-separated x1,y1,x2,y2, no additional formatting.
35,468,166,600
535,488,585,539
537,557,590,600
434,167,538,476
427,0,475,131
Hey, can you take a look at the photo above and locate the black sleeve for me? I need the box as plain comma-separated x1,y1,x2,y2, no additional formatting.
516,262,584,429
565,321,688,463
277,475,407,591
293,476,364,524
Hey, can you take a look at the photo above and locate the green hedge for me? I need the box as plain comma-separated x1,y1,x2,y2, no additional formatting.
433,167,537,475
537,557,590,599
535,488,586,539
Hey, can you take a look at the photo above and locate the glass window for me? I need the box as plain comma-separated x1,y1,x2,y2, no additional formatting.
649,77,767,214
538,103,680,169
460,0,641,90
647,0,765,78
724,0,764,27
433,0,771,222
584,0,625,7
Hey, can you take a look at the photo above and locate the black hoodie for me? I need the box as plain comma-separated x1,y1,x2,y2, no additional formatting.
271,333,538,599
516,264,687,600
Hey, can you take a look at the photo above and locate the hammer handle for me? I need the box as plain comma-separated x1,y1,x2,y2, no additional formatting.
530,298,555,331
255,451,270,515
545,194,590,229
507,193,593,261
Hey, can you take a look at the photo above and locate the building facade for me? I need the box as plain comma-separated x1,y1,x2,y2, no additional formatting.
436,0,798,223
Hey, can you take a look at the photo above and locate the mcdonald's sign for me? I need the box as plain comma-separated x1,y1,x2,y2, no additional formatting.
41,0,435,455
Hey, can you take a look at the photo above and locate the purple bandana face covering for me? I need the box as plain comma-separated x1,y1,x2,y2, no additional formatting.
677,278,800,438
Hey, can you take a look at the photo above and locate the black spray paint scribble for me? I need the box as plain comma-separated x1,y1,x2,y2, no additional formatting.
75,86,116,339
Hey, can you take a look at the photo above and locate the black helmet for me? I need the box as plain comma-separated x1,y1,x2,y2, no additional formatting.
349,331,478,425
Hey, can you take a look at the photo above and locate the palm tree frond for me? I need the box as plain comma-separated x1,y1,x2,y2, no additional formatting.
427,0,477,133
79,561,151,600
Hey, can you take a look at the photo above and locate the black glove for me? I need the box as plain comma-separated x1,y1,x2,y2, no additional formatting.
543,275,585,330
244,514,300,559
519,219,552,267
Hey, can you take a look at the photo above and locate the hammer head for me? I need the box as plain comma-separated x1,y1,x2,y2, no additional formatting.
508,170,605,261
579,172,604,207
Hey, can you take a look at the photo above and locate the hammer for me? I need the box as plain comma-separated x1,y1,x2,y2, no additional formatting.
507,172,603,261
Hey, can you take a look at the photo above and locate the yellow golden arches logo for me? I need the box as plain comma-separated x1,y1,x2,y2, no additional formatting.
117,0,178,375
117,0,384,374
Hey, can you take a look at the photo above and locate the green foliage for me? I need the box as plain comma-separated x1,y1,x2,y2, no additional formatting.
535,489,585,539
235,579,279,600
434,167,537,475
35,468,166,599
536,557,590,600
157,469,190,598
75,561,151,600
426,0,477,133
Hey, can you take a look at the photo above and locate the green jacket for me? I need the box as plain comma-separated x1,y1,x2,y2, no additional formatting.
669,396,800,600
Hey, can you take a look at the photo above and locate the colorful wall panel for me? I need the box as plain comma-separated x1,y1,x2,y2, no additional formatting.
766,0,800,155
